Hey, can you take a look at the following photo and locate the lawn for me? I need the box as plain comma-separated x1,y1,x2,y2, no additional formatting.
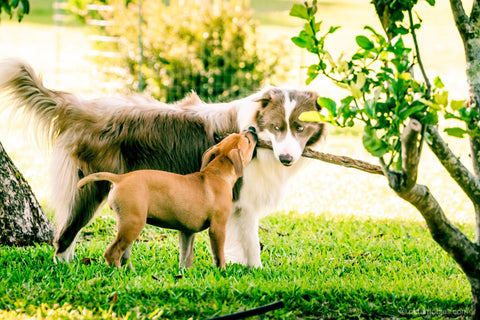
0,0,476,319
0,209,471,319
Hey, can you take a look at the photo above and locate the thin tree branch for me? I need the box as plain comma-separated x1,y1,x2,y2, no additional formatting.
450,0,471,43
408,9,431,98
372,0,393,39
256,140,384,176
401,119,422,190
426,125,480,205
376,120,422,192
471,0,480,25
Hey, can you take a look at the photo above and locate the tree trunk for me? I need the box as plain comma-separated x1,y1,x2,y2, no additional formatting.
0,140,54,246
449,0,480,317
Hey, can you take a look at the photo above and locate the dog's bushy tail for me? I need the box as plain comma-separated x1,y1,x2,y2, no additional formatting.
77,172,120,189
0,58,85,147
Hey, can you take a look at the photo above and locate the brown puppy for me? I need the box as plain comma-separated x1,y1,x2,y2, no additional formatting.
77,128,257,269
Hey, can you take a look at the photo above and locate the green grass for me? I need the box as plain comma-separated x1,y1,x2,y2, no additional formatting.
0,210,471,319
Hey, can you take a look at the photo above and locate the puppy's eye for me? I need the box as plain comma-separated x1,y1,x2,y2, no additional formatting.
296,125,304,133
272,125,280,132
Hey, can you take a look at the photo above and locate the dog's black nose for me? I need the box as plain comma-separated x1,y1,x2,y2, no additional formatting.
247,126,258,142
279,154,294,166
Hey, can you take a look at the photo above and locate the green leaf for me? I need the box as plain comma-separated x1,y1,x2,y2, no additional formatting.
399,102,427,119
11,0,20,9
317,97,337,115
2,1,11,17
444,127,468,138
355,35,374,50
395,26,409,35
433,76,444,89
425,110,439,125
433,91,448,107
450,99,466,111
364,100,376,119
289,4,309,20
362,125,389,157
352,52,366,60
291,36,308,48
20,0,29,14
299,111,322,122
328,26,341,34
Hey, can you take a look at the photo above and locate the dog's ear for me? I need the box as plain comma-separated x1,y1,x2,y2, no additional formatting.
254,89,273,108
201,146,217,170
228,149,244,176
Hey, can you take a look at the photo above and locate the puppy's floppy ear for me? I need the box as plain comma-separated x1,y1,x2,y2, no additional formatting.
228,149,244,176
201,146,217,170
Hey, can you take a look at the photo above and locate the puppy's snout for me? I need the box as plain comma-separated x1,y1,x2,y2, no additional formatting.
246,126,258,143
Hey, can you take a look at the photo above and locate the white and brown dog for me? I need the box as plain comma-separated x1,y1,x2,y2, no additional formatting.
0,59,326,268
77,129,257,269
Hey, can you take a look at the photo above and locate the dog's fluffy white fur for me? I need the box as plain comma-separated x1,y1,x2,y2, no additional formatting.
0,58,326,267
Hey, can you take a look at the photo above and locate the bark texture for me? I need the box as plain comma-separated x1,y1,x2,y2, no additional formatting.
371,1,480,317
0,141,54,246
449,1,480,317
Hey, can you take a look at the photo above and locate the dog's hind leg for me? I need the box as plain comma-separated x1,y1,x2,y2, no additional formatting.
104,204,146,268
178,232,195,269
54,181,109,263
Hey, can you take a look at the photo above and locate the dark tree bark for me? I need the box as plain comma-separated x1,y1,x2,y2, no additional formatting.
373,0,480,318
0,140,54,246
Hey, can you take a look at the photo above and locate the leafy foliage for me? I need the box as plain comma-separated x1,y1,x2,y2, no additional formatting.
0,0,29,22
290,0,480,169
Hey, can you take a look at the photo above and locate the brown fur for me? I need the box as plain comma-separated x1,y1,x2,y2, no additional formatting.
77,131,257,268
0,58,327,267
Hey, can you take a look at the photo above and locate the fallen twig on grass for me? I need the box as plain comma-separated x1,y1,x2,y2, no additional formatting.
205,301,284,320
257,139,384,176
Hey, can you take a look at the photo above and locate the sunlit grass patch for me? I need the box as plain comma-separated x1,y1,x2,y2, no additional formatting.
0,212,470,319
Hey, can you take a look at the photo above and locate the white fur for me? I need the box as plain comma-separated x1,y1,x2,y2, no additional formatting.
269,131,304,164
220,89,318,267
53,233,79,263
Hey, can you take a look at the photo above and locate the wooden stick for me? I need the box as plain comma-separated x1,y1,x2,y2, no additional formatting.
256,139,384,176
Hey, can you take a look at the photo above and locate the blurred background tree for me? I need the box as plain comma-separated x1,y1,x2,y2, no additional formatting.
69,0,287,102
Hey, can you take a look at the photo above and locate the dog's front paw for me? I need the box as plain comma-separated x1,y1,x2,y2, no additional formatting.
53,251,74,264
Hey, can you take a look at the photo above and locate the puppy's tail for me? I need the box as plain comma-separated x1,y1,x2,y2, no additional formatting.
77,172,121,189
0,58,87,147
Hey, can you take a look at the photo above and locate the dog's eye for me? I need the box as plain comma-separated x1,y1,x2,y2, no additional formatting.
272,125,280,132
296,125,304,133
